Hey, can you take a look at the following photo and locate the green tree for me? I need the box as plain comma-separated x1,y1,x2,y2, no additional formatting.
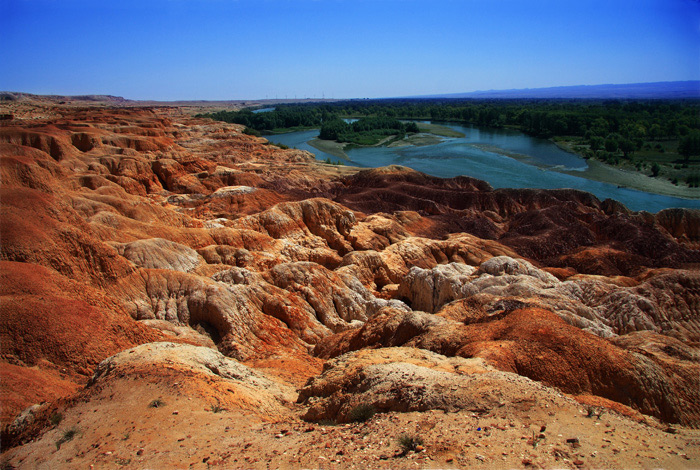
651,162,661,177
604,136,619,153
678,131,700,163
589,136,604,152
619,139,635,159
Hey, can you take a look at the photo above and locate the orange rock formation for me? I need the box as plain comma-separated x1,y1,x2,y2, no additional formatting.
1,99,698,468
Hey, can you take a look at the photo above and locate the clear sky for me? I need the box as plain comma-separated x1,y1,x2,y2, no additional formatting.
1,0,699,100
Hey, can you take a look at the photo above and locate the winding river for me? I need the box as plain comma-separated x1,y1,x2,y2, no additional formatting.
266,122,700,212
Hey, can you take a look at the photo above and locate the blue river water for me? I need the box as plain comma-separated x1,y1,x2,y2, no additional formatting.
266,123,700,212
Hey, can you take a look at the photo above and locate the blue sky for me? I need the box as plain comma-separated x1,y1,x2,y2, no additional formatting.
1,0,699,100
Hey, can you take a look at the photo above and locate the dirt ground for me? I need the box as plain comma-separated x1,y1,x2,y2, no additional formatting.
4,363,699,470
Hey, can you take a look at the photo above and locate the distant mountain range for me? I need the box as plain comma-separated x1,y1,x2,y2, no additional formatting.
414,81,700,100
4,81,699,104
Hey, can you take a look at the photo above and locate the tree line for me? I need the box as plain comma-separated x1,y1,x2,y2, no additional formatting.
319,116,419,145
200,98,700,162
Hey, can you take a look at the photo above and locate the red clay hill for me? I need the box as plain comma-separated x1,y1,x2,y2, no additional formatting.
1,97,698,469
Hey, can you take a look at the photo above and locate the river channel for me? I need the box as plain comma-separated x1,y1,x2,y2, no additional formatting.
266,122,700,212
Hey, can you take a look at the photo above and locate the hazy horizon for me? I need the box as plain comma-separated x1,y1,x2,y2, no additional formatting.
1,0,699,101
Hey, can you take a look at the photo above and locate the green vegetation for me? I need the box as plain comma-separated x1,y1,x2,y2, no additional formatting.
55,427,80,450
242,126,261,137
530,430,545,448
586,406,605,419
201,99,700,186
397,433,424,454
209,404,225,413
198,106,324,132
49,412,63,427
348,403,376,422
319,116,419,146
416,122,465,138
323,157,345,166
148,398,166,408
679,131,700,162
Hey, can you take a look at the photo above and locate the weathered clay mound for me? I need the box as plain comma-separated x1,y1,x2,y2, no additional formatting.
2,102,699,468
312,306,447,359
314,305,699,426
0,261,164,422
392,256,699,342
108,268,308,360
331,166,698,276
656,207,700,247
1,187,135,283
89,342,295,409
3,342,296,451
112,238,204,272
299,347,592,424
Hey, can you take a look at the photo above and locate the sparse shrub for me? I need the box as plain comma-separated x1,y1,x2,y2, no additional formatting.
148,398,165,408
243,127,261,137
586,406,605,419
49,412,63,427
397,433,423,454
209,404,225,413
651,162,660,177
348,404,376,423
317,419,337,426
55,427,79,450
530,430,545,448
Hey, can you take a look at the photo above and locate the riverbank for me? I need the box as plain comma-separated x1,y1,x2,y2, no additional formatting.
279,126,700,204
470,143,699,200
559,159,700,200
308,138,349,160
309,122,462,156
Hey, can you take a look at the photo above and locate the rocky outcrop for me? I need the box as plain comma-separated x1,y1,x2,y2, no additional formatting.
331,167,698,276
112,238,203,272
90,342,295,408
314,305,699,426
397,263,477,312
299,347,587,424
2,102,699,437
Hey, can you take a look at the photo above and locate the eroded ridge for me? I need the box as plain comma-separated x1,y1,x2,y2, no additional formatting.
2,101,698,468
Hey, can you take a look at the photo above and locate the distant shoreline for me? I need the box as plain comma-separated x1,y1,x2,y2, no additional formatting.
557,159,700,201
298,128,700,202
471,143,699,200
308,138,349,160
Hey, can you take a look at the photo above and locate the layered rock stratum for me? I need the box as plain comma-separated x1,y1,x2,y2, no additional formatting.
1,97,699,468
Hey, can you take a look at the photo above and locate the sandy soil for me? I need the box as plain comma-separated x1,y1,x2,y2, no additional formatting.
309,138,351,160
5,370,699,470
